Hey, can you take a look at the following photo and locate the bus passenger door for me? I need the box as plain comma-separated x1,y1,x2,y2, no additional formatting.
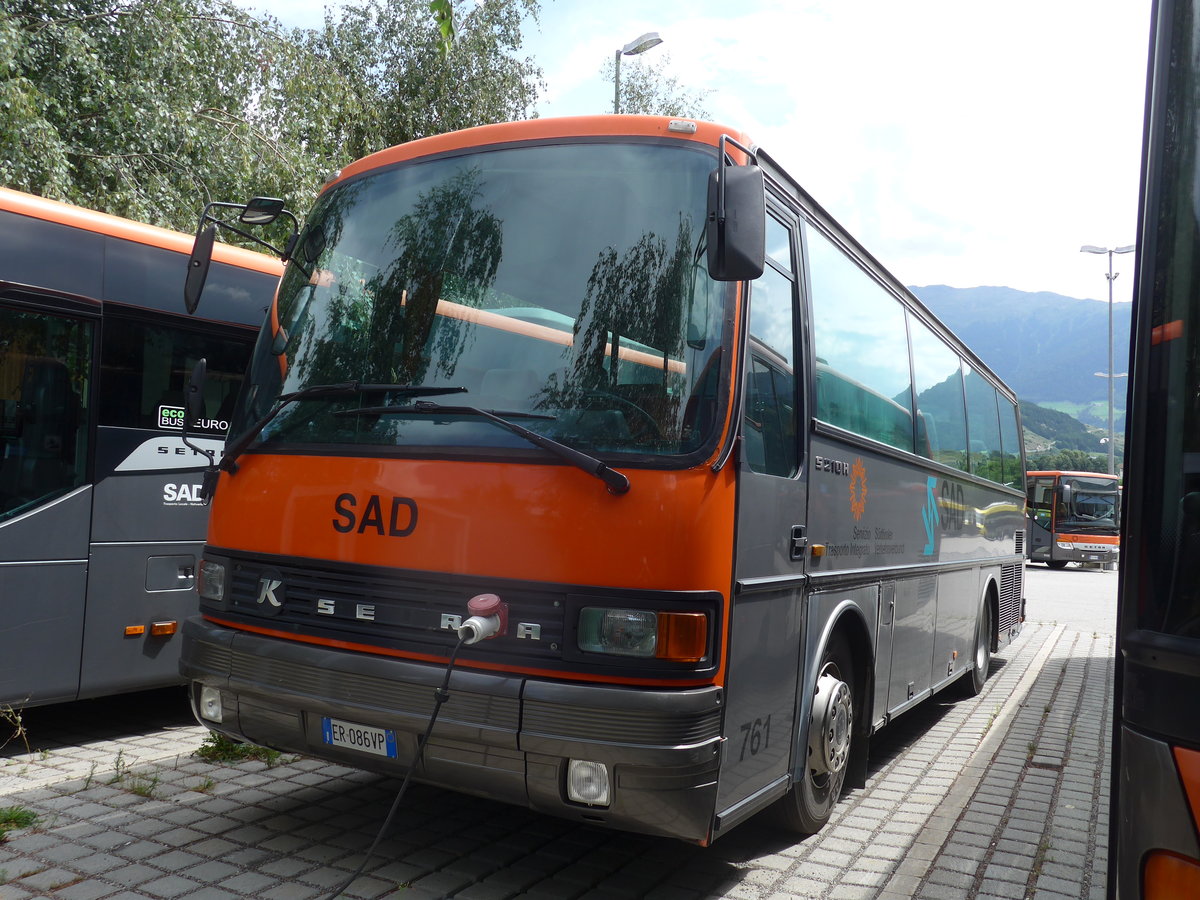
714,206,808,835
0,298,96,707
79,313,251,699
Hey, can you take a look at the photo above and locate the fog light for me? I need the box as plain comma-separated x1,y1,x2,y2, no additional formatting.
199,686,224,723
566,759,610,806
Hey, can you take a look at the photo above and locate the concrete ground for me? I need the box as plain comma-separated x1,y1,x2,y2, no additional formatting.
0,564,1113,899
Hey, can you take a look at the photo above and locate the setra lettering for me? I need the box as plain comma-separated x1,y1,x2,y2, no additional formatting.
332,493,418,537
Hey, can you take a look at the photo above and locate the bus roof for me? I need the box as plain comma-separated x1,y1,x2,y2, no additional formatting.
0,187,282,276
327,115,755,192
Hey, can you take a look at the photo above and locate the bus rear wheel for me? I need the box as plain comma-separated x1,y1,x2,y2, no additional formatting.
775,633,854,834
961,595,992,697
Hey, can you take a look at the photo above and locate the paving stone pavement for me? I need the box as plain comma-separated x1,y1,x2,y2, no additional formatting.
0,617,1110,899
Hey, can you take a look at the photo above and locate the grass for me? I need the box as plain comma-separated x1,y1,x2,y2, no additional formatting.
0,705,30,755
127,772,161,798
1032,837,1052,878
0,806,38,842
103,751,162,799
194,732,284,767
107,750,130,785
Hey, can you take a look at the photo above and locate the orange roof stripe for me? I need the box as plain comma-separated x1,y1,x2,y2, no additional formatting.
0,186,282,276
327,115,753,191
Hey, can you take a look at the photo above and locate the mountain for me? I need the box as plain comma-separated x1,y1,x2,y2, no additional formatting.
1019,400,1106,453
908,285,1131,432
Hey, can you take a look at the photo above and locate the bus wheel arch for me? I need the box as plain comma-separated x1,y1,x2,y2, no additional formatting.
775,615,871,834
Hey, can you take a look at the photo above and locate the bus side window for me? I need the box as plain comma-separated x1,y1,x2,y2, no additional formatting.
0,307,92,520
743,212,799,477
745,356,796,475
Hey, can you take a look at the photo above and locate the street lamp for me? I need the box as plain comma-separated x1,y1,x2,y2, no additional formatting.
1081,243,1136,476
614,31,663,114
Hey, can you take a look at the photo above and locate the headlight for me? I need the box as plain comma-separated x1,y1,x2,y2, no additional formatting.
197,559,227,602
577,608,707,662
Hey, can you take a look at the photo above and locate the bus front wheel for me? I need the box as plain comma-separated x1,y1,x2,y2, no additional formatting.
776,633,854,834
1046,560,1069,570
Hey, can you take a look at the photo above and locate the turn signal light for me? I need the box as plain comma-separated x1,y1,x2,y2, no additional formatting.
150,621,178,637
1144,851,1200,899
656,612,708,662
124,625,146,637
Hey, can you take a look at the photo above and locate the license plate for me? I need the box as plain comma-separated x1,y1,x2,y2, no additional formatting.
321,717,398,758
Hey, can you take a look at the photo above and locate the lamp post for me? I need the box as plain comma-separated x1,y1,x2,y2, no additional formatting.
614,32,663,114
1080,243,1136,475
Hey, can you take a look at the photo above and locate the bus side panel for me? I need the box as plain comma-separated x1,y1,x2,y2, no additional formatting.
1114,728,1200,899
0,488,93,706
886,576,936,717
712,584,802,831
78,541,200,698
931,568,981,693
79,449,216,698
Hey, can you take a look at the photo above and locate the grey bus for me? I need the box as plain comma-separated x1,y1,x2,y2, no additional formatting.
0,187,281,708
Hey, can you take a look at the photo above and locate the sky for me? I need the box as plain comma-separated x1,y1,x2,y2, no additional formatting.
238,0,1150,304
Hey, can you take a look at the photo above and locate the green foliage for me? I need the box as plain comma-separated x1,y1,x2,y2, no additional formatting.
0,805,36,842
1026,447,1108,473
603,52,711,118
0,0,543,231
194,731,283,766
429,0,455,54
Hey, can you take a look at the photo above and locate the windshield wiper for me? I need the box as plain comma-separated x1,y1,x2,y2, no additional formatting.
337,400,631,495
221,383,467,475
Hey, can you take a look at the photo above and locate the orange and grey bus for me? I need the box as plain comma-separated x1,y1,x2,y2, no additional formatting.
1110,0,1200,894
0,187,282,708
179,115,1026,843
1026,470,1121,568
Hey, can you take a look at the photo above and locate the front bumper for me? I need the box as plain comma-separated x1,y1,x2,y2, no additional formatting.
181,616,724,842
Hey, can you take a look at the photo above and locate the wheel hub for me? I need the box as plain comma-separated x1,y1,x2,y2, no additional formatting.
809,671,852,776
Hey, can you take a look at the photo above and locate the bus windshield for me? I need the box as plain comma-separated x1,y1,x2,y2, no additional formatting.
232,140,730,462
1061,475,1120,532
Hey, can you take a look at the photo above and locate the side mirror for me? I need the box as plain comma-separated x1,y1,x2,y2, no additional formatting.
706,164,766,282
241,197,286,226
183,358,208,436
1060,483,1073,504
184,225,216,314
182,359,219,503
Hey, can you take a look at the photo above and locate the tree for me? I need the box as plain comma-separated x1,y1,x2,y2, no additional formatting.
306,0,542,156
0,0,543,232
602,52,710,118
1026,448,1108,473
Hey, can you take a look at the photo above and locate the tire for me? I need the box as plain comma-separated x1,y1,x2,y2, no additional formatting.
1046,560,1069,570
775,633,854,834
961,596,992,697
